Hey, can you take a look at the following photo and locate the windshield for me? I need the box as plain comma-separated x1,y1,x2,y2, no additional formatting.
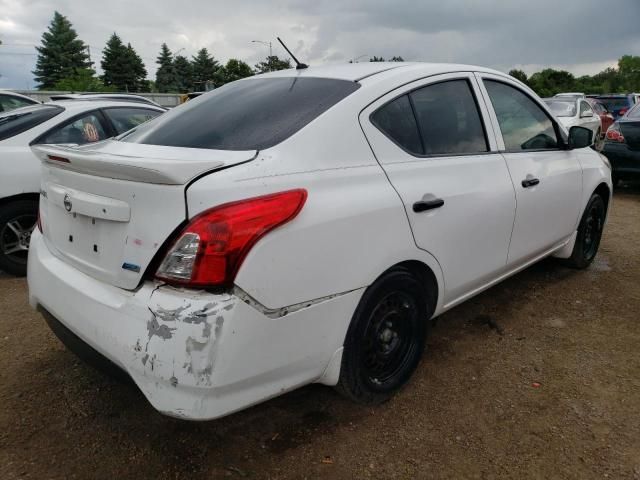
0,104,64,141
121,77,361,150
544,100,576,117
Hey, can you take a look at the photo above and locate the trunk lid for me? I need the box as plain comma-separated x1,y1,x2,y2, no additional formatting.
33,141,256,289
619,120,640,151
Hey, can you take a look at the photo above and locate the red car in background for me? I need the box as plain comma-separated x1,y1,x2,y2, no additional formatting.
587,98,614,137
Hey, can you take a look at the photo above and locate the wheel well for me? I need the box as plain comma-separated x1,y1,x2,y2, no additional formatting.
593,182,610,212
387,260,439,317
0,193,40,207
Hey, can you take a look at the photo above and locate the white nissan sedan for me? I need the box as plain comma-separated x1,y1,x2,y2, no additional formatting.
28,63,611,420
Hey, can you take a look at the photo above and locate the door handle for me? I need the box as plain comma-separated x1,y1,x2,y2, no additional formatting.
521,177,540,188
413,198,445,213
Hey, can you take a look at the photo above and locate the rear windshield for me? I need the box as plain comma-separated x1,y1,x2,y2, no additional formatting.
598,97,631,110
0,105,64,141
121,77,360,150
544,99,576,117
628,104,640,119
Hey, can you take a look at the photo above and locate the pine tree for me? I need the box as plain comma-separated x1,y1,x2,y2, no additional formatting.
173,55,193,93
33,11,92,89
191,48,219,91
101,33,127,90
155,43,177,93
254,55,291,74
124,43,148,92
101,35,148,92
216,59,253,86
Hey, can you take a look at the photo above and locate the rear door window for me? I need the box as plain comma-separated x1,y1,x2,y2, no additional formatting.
122,77,360,150
484,80,559,151
103,107,162,134
409,80,487,155
370,95,423,154
36,112,108,145
0,105,64,142
371,78,488,156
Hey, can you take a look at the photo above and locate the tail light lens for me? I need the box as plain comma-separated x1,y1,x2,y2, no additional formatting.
156,189,307,287
605,123,625,143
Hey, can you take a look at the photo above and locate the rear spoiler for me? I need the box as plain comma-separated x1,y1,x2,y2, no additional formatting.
32,141,257,185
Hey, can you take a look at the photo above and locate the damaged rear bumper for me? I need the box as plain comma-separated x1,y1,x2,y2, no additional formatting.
27,231,362,420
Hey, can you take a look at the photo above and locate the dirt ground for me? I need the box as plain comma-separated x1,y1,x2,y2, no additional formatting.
1,183,639,480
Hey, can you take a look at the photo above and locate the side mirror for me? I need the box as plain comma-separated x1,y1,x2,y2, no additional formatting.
581,110,594,118
568,126,593,149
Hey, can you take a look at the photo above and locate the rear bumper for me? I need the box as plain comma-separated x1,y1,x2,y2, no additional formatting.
602,143,640,177
28,231,361,420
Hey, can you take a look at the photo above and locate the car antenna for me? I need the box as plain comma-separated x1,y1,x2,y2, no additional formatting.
277,37,308,70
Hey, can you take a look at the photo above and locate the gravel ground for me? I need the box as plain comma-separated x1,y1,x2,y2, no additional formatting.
1,183,639,480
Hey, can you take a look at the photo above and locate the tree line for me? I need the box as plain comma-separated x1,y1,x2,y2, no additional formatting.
508,55,640,97
32,11,294,93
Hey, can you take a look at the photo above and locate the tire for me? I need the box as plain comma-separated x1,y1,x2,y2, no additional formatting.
336,267,434,405
0,200,38,276
561,193,606,269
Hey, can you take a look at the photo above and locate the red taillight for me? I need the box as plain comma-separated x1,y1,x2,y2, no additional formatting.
605,124,625,143
619,108,628,117
156,189,307,287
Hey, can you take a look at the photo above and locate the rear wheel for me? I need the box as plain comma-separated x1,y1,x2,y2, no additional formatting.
336,268,433,404
0,200,38,276
561,193,606,269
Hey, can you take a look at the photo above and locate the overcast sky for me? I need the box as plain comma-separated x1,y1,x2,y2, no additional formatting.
1,0,639,89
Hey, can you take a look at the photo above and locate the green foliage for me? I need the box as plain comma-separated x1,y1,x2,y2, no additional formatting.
528,69,575,98
254,55,292,74
155,43,177,93
191,48,219,91
390,56,404,62
173,55,193,93
33,11,92,89
508,69,528,85
369,56,385,62
53,67,115,92
101,34,148,92
215,59,254,86
519,55,640,97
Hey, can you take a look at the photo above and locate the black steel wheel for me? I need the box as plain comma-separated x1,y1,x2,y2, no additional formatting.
336,267,434,404
562,193,606,269
0,200,38,276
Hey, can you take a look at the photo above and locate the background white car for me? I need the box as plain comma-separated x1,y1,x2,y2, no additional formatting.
0,100,164,275
28,63,611,420
544,97,602,140
0,90,39,113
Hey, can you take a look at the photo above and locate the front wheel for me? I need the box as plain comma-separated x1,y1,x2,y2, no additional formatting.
336,268,433,405
561,193,606,269
0,200,38,276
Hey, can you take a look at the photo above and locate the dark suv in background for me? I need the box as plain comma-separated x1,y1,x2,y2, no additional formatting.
596,94,636,119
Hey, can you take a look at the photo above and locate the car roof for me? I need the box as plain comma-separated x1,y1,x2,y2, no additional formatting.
251,62,506,82
0,90,38,102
